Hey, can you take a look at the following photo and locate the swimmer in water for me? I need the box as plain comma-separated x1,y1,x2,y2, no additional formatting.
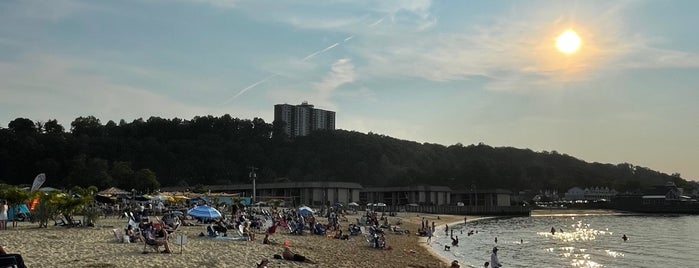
622,234,628,241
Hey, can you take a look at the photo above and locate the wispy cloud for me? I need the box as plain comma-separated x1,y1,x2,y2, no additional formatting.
314,58,356,95
0,0,88,22
182,0,239,9
354,1,699,93
0,54,262,126
225,34,355,102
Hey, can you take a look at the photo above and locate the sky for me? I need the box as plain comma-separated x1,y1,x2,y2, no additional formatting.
1,0,698,181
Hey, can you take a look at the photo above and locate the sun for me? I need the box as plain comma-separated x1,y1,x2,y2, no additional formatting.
556,29,581,54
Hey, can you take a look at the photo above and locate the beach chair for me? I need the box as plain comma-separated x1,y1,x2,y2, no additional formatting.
0,253,27,268
113,229,124,243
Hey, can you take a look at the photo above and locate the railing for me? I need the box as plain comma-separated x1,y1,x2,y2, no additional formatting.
365,205,531,216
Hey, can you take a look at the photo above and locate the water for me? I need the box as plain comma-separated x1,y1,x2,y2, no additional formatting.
431,213,699,267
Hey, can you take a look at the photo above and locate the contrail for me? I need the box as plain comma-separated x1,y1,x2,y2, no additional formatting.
222,74,277,105
301,42,339,61
225,34,355,102
369,17,385,27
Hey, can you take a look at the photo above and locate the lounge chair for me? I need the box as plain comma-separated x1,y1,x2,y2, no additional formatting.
54,215,82,227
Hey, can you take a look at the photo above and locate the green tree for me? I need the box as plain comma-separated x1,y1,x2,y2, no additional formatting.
133,169,160,192
0,185,30,228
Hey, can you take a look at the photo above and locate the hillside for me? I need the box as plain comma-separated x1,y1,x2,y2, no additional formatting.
0,115,694,193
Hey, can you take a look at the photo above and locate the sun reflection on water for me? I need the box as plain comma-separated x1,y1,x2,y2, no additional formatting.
539,219,618,267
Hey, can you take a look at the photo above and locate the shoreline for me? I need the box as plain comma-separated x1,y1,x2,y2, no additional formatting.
418,209,626,267
420,216,495,268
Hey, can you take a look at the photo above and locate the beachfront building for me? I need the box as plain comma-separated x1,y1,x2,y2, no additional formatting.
274,102,336,137
450,189,513,207
162,181,361,207
359,185,452,206
563,186,618,201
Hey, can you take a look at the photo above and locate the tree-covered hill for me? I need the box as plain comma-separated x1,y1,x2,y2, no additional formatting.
0,115,694,194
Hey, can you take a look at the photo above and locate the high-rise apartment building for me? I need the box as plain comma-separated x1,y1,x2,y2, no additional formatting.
274,101,335,137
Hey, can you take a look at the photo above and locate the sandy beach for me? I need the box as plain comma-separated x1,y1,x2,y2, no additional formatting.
0,213,483,268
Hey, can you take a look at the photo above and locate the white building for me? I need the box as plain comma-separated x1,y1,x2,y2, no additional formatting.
564,186,618,201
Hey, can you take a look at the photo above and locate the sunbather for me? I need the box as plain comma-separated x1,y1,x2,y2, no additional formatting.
281,247,315,264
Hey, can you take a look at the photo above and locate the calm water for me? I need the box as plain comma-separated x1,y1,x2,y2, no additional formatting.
431,213,699,267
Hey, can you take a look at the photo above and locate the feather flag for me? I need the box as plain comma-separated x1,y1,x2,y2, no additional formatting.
30,173,46,191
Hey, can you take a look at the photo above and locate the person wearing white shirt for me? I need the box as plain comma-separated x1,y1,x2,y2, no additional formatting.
490,247,501,268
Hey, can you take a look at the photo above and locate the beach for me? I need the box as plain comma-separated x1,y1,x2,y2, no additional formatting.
0,213,478,268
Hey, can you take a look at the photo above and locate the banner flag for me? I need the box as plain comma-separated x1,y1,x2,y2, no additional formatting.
30,173,46,191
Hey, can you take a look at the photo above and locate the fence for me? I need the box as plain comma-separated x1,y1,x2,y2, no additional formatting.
367,205,531,216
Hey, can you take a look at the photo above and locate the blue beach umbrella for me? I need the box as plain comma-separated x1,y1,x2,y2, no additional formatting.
187,205,222,219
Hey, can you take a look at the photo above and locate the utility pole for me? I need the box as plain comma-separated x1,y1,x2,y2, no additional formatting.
249,166,258,204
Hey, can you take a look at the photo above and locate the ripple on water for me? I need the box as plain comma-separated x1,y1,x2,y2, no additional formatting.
431,214,699,267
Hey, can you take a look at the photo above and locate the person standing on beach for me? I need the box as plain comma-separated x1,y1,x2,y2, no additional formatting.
464,216,467,224
427,227,433,244
0,200,7,230
490,247,501,268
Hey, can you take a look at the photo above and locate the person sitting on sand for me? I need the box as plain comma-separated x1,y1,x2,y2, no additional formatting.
263,234,277,245
282,247,316,264
146,224,171,253
256,258,269,268
212,218,228,236
450,260,460,268
126,225,143,242
244,221,256,241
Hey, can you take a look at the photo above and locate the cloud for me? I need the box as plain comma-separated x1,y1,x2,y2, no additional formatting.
0,0,88,22
314,58,356,93
182,0,239,9
0,54,263,126
353,1,699,93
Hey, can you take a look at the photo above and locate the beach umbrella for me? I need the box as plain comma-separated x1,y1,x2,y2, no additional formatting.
94,194,117,204
187,205,222,219
298,206,314,215
169,211,184,217
376,203,387,207
134,195,151,201
348,202,359,207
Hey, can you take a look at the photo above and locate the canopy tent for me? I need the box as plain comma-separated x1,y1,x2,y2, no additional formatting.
298,206,314,216
97,187,130,196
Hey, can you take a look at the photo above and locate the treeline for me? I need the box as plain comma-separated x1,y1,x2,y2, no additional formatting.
0,115,694,194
